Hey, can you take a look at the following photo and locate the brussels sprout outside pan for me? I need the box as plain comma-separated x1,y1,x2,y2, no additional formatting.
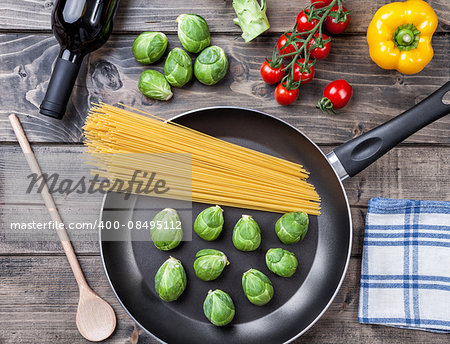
99,83,450,343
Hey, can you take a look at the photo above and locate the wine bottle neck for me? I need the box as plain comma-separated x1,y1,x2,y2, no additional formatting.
40,57,81,119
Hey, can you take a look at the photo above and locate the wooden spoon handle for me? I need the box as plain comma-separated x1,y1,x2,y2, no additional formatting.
8,114,89,289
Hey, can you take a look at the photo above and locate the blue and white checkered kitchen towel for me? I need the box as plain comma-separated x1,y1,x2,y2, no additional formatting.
358,198,450,333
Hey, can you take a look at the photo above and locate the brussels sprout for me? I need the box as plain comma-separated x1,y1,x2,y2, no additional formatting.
232,215,261,251
194,46,229,85
242,268,273,306
194,249,229,281
176,14,211,53
164,48,193,88
132,32,168,64
265,248,298,278
194,205,224,241
154,256,187,302
203,289,235,326
150,208,183,250
275,211,309,244
138,69,173,101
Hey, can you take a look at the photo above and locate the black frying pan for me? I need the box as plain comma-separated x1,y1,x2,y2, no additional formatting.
100,82,450,344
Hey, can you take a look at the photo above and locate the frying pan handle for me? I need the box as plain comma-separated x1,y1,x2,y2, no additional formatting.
328,81,450,180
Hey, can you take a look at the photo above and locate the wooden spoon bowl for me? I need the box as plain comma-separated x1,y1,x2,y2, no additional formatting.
76,286,117,342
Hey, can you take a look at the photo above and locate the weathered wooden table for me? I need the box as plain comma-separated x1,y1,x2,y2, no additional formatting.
1,0,449,343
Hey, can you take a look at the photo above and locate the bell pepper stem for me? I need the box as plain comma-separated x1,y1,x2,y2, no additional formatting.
393,24,420,51
397,29,412,44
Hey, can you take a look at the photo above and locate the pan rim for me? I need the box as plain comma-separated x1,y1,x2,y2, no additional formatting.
98,105,353,343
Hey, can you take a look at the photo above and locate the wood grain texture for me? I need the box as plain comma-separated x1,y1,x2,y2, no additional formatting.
0,202,366,256
0,256,448,344
2,144,449,206
0,33,449,144
1,144,448,256
1,0,449,33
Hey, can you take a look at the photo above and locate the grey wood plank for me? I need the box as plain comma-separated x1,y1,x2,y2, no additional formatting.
0,203,363,256
0,33,449,144
1,0,448,34
1,145,448,207
0,256,447,344
1,144,448,255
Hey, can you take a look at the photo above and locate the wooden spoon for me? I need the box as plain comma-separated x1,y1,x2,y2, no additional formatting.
9,114,116,342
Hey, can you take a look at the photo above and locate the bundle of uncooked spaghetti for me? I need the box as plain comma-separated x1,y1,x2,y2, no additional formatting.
83,103,320,215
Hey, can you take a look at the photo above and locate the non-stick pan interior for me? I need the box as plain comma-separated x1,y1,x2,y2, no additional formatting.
100,107,351,344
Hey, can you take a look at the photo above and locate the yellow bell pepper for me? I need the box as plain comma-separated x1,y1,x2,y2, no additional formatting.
367,0,438,75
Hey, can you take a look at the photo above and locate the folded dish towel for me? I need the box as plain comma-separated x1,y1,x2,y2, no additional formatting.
358,197,450,333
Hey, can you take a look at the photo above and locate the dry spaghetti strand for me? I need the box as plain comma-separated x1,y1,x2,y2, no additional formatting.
83,104,321,215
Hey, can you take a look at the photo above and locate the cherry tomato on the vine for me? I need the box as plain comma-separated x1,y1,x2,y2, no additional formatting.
308,33,331,60
325,6,350,34
296,10,318,33
260,60,286,84
310,0,332,9
277,33,303,57
292,59,315,84
318,79,353,112
275,83,299,106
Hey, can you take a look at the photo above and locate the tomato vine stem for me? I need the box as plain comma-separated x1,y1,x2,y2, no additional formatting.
270,0,349,90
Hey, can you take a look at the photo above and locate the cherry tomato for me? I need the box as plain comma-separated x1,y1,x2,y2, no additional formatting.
325,6,350,34
319,79,353,111
260,60,286,84
292,59,315,84
310,0,332,9
275,83,299,106
277,33,303,57
308,33,331,60
296,10,318,33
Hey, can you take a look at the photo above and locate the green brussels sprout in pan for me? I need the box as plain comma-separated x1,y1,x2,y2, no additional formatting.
265,248,298,278
176,14,211,53
194,249,229,281
194,205,224,241
232,215,261,251
194,46,229,85
275,211,309,244
164,48,193,88
132,32,168,64
138,69,173,101
150,208,182,250
154,256,187,302
242,268,274,306
203,289,235,326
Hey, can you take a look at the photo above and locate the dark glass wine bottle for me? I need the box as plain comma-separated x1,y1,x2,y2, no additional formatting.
40,0,120,119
